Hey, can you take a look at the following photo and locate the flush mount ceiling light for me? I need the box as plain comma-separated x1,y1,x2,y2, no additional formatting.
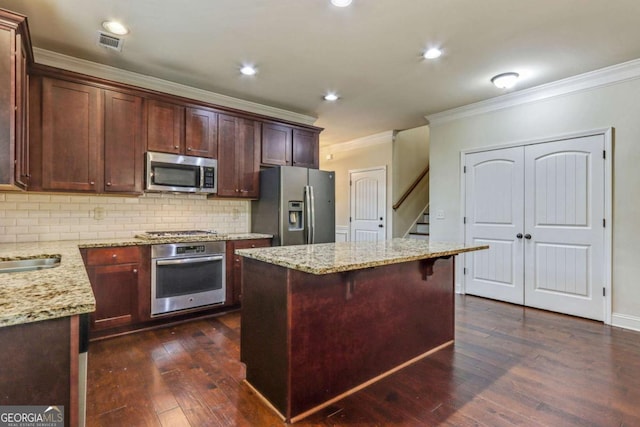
101,21,129,36
331,0,352,7
491,72,520,89
240,65,257,76
423,48,442,59
323,93,339,101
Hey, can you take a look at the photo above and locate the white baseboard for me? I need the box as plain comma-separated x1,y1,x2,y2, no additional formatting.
455,281,463,294
611,313,640,332
335,225,349,242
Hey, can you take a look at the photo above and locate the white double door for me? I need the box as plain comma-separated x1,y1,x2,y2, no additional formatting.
464,135,605,320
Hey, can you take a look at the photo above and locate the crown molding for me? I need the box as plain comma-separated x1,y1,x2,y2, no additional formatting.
33,48,317,126
426,57,640,126
320,131,395,154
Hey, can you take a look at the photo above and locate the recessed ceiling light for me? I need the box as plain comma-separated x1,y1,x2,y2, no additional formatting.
324,93,339,101
101,21,129,36
491,72,520,89
423,48,442,59
240,65,257,76
331,0,352,7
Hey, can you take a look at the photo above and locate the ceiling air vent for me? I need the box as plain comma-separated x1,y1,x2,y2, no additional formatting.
96,31,124,52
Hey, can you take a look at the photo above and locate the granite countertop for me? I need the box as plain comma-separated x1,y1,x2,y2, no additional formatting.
236,238,488,275
0,233,272,328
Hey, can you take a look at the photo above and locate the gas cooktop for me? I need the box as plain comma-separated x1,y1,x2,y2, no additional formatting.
135,230,222,240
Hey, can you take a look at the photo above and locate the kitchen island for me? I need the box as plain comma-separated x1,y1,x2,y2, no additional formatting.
236,239,488,423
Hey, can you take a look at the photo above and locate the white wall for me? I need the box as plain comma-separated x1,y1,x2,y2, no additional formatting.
320,132,394,240
428,69,640,329
0,192,249,243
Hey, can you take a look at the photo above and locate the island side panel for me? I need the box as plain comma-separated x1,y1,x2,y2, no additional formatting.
0,316,72,427
240,257,290,416
288,257,454,418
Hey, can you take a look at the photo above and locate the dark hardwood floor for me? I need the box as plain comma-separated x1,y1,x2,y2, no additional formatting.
86,295,640,426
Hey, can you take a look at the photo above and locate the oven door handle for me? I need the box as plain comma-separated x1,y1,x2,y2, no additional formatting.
156,255,224,266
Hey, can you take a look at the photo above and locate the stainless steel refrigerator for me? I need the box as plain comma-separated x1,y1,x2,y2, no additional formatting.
251,166,335,246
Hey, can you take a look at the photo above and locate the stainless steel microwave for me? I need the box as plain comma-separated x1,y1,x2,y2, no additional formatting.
145,151,217,194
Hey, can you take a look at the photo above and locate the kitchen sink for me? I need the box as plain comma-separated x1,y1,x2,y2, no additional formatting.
0,256,61,274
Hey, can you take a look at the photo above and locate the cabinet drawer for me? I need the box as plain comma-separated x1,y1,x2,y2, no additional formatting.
86,246,141,265
232,238,271,253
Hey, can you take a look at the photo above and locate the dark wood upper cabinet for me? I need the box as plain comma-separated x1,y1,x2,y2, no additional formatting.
145,101,218,158
185,107,218,158
41,77,104,192
261,123,319,169
104,90,143,193
145,99,184,155
217,114,261,198
0,10,32,190
292,128,319,169
261,123,292,166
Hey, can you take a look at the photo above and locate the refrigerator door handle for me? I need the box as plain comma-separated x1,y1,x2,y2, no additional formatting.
304,185,312,244
310,185,316,244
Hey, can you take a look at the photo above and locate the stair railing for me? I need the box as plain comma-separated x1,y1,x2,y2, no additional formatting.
392,166,429,210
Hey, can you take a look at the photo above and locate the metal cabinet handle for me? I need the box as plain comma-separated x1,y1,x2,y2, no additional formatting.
524,233,532,239
106,182,112,187
187,147,192,151
516,233,523,239
132,269,138,274
90,181,95,185
112,254,117,259
174,145,179,149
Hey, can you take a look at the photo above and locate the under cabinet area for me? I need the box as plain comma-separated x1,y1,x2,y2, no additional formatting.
261,123,319,169
81,246,149,333
226,238,271,305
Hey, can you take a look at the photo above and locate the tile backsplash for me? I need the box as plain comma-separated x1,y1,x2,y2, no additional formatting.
0,192,250,243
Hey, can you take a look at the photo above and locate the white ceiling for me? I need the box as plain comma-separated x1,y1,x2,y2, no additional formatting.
2,0,640,146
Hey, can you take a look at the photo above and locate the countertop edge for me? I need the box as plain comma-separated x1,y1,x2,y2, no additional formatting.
237,242,489,275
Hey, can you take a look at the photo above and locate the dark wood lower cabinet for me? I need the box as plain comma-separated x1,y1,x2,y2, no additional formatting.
225,238,271,305
0,315,78,427
82,246,145,333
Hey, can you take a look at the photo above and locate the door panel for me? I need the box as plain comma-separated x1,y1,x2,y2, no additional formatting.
465,147,524,304
524,135,604,320
308,169,335,244
464,135,605,321
350,168,386,242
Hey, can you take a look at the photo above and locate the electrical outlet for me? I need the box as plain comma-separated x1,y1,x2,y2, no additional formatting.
436,210,445,220
93,207,105,220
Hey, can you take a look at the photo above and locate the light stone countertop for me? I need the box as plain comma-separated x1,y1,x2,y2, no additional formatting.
236,238,489,275
0,233,272,328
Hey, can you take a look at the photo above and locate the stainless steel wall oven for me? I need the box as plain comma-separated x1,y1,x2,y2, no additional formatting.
151,241,226,316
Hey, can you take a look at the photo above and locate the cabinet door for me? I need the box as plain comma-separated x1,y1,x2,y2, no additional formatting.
185,107,217,158
262,123,292,166
292,128,319,169
87,263,140,331
14,33,29,188
42,78,103,191
104,90,143,193
227,239,271,305
237,118,261,198
217,113,239,196
145,99,184,154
